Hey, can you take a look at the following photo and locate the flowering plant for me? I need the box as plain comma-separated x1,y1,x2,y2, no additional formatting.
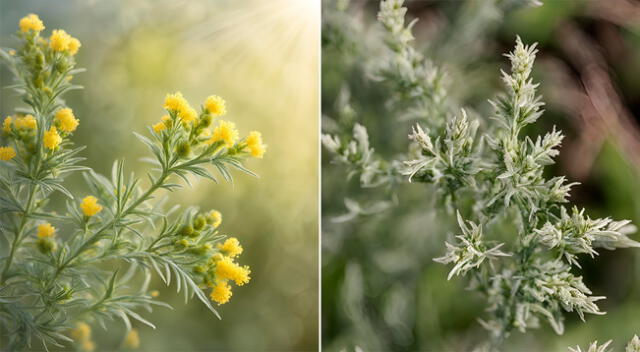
0,14,266,351
323,0,639,350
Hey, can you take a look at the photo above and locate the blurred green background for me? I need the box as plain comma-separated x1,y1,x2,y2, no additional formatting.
1,0,319,350
322,0,640,351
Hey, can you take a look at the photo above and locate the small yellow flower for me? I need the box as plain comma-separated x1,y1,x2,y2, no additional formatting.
163,92,188,112
14,115,37,130
2,117,12,133
68,37,81,55
208,120,238,148
204,95,226,116
19,14,45,33
150,290,160,298
80,196,102,217
50,29,72,52
152,115,171,132
123,329,140,349
37,223,56,238
55,108,79,132
180,106,198,123
217,237,243,258
245,131,266,158
207,210,222,228
210,280,232,305
0,147,16,161
80,340,95,352
44,127,62,150
215,257,251,286
70,322,91,341
8,49,16,56
152,122,166,132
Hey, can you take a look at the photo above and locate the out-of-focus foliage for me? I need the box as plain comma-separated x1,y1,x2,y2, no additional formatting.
1,0,318,351
322,0,640,351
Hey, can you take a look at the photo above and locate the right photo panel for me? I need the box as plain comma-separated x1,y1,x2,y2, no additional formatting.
322,0,640,351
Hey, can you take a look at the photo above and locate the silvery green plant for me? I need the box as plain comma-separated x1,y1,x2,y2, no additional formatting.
323,0,639,349
570,335,640,352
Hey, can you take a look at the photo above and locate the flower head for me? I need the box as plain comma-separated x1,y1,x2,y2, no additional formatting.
44,127,62,150
70,322,91,341
164,92,188,113
123,329,140,349
80,196,102,217
37,223,56,238
214,256,251,286
0,147,16,161
210,280,232,305
246,131,266,158
68,37,81,55
208,120,238,148
50,29,72,52
204,95,226,116
14,115,37,130
19,14,44,33
207,210,222,228
3,116,12,133
55,108,79,132
217,237,243,258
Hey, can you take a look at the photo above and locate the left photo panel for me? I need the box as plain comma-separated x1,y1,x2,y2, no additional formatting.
0,1,319,351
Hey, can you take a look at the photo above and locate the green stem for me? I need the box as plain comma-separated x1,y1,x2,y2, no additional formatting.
0,184,39,284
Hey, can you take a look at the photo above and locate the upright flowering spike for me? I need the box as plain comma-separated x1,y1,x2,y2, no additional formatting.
80,196,103,216
210,280,232,305
37,223,56,238
55,108,79,132
204,95,227,116
50,29,72,51
0,147,16,161
44,127,62,150
217,237,243,258
19,14,44,33
208,120,238,148
246,131,266,158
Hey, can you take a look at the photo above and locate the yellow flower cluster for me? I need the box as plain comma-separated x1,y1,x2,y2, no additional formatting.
123,329,140,349
3,117,12,134
163,92,198,123
19,14,44,33
37,223,56,238
80,196,102,217
54,108,79,132
70,322,95,352
208,210,222,228
208,120,238,148
245,131,266,158
152,115,171,133
0,147,16,161
14,115,37,130
205,95,226,116
214,256,251,286
210,280,233,305
49,29,81,55
217,237,243,258
44,127,62,150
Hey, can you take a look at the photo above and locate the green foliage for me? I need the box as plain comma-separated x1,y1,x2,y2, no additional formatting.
322,0,639,350
0,16,259,351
